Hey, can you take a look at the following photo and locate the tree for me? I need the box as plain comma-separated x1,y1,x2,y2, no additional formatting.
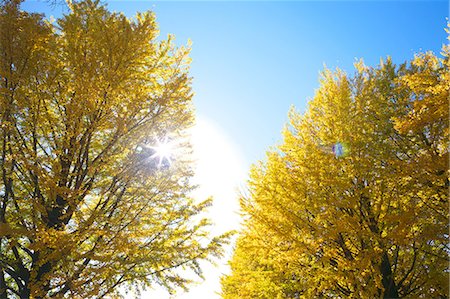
221,220,305,299
222,46,449,298
0,1,229,298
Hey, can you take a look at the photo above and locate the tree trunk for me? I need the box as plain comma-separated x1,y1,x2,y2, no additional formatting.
380,252,399,298
0,270,7,298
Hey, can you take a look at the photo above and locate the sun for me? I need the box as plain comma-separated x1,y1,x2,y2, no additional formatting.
138,137,174,168
150,137,174,167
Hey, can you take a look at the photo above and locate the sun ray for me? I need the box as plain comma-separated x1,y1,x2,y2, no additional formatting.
144,137,174,168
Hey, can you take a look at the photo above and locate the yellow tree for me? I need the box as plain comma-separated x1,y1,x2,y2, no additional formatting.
221,218,305,299
222,48,449,298
0,1,229,298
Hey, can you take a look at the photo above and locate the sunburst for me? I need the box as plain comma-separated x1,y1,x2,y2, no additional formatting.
149,137,173,168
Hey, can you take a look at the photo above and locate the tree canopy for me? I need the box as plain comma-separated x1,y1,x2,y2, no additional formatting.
0,0,229,298
222,43,449,298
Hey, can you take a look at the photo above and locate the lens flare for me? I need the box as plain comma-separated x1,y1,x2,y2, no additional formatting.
332,142,349,158
317,141,350,158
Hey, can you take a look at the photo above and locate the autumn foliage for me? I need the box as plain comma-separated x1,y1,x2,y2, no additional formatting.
222,44,449,298
0,1,229,298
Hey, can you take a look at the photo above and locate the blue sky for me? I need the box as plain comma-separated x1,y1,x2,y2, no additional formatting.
23,0,448,167
135,0,448,166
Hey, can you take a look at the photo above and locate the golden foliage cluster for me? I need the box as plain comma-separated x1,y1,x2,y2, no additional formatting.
222,43,449,298
0,1,229,298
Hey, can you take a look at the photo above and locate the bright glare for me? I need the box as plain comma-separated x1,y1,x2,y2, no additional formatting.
149,137,173,167
135,117,246,299
176,117,246,299
190,118,246,231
